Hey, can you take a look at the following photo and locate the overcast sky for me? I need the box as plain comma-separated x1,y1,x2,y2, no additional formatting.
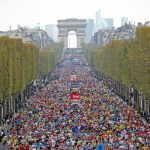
0,0,150,31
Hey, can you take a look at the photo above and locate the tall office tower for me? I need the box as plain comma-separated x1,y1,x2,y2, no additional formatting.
121,17,128,25
18,24,22,29
93,9,107,35
104,18,114,27
45,24,56,38
95,9,100,27
53,27,58,42
86,19,94,43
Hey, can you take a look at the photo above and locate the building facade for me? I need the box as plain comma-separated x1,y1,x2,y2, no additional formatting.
137,21,150,28
92,23,136,47
0,27,53,51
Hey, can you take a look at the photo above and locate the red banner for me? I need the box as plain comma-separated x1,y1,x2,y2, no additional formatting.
70,94,80,99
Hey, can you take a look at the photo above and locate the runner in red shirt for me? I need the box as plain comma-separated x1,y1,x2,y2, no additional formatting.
19,144,24,150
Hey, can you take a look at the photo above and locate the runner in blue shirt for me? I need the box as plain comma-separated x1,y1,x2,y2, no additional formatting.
97,143,104,150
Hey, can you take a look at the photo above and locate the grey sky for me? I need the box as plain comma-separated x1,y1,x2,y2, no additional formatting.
0,0,150,31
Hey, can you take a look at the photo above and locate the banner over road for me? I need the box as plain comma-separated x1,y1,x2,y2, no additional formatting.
70,94,80,99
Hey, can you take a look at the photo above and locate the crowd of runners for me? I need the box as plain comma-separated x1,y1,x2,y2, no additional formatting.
0,49,150,150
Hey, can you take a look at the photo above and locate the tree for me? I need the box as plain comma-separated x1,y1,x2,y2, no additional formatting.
11,39,19,95
0,37,13,100
0,46,3,100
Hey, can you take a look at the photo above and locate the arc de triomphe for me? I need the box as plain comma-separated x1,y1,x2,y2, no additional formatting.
57,19,86,49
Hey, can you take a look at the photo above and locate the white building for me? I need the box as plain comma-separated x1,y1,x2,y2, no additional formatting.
121,17,128,26
93,9,108,35
53,27,58,42
45,24,56,39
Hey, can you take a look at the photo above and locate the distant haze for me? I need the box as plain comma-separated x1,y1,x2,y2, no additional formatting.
0,0,150,31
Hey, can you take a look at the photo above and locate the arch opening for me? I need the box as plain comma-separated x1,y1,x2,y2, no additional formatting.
68,31,77,48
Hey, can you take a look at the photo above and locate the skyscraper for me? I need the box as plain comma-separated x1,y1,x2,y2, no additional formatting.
45,24,56,38
95,9,107,28
93,9,107,35
53,27,58,42
86,19,94,43
95,10,100,27
104,18,114,28
121,17,128,26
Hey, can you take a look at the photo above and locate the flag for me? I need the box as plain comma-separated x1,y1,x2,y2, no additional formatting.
15,34,19,37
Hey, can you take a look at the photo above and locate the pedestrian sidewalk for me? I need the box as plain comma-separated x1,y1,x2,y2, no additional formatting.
0,123,8,131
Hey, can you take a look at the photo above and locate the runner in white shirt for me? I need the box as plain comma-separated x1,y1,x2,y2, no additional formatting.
71,139,76,149
41,135,45,142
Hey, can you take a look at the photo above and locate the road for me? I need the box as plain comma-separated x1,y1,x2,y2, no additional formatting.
0,48,147,150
